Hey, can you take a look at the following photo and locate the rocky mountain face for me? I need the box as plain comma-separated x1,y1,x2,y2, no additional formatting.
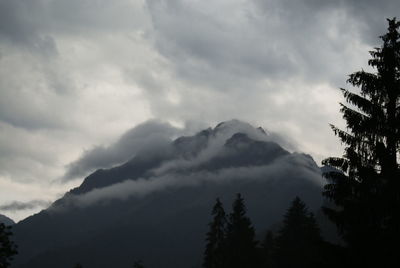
12,120,326,268
0,214,14,226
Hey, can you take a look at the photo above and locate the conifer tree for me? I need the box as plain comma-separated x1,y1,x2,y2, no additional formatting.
274,197,322,268
0,223,17,268
203,198,227,268
133,260,145,268
225,194,259,268
322,18,400,266
261,231,275,268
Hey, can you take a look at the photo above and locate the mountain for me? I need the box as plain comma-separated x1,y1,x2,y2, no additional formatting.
12,120,326,268
0,214,14,226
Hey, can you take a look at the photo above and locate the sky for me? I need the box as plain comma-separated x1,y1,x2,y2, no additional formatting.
0,0,399,222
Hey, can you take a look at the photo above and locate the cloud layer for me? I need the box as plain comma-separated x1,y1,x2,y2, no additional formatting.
63,120,185,181
70,153,323,208
52,120,320,209
0,200,51,212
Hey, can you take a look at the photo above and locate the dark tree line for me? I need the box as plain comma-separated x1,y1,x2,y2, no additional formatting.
272,197,323,268
204,194,258,268
203,195,325,268
322,18,400,267
0,223,17,268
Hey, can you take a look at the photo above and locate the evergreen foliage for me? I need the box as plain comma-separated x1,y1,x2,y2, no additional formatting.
202,195,329,268
322,18,400,266
225,194,259,268
133,260,145,268
0,223,18,268
274,197,323,268
203,198,227,268
261,231,275,268
203,194,260,268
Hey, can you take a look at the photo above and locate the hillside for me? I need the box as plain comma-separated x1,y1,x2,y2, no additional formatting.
13,121,325,268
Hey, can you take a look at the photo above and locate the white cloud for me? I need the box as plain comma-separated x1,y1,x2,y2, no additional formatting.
63,120,186,180
68,153,323,208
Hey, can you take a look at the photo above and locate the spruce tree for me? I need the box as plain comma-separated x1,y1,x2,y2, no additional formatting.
133,260,145,268
261,231,275,268
203,198,227,268
274,197,322,268
0,223,17,268
322,18,400,266
225,194,259,268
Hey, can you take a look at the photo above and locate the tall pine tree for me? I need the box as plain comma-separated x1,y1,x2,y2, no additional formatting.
323,18,400,266
274,197,323,268
133,260,145,268
261,231,275,268
203,198,227,268
225,194,259,268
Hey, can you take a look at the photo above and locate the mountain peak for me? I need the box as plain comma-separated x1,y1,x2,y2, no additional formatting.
213,119,267,136
225,132,252,145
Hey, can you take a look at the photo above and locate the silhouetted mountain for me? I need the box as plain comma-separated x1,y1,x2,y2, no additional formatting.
13,120,326,268
0,214,14,226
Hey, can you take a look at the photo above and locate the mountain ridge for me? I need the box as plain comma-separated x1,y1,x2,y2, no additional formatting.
13,120,326,268
0,214,14,226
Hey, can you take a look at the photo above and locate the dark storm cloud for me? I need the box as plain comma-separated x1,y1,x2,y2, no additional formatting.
63,120,184,181
0,0,58,56
145,0,297,89
253,0,400,45
0,199,51,211
0,0,144,45
145,0,399,90
0,0,38,43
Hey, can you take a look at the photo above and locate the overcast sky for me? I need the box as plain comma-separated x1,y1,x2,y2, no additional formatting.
0,0,399,222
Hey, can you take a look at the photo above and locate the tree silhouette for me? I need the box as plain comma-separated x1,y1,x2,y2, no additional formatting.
322,18,400,266
225,193,259,268
0,223,18,268
261,231,275,268
73,263,83,268
133,260,145,268
203,198,227,268
274,197,323,268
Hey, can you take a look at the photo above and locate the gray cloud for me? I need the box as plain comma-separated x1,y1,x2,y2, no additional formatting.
146,0,297,89
63,119,297,182
145,0,338,86
63,120,187,181
66,152,322,208
143,0,400,101
0,199,51,212
253,0,400,44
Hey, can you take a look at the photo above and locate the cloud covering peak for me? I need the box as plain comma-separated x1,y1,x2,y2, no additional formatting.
63,120,185,181
53,120,323,209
